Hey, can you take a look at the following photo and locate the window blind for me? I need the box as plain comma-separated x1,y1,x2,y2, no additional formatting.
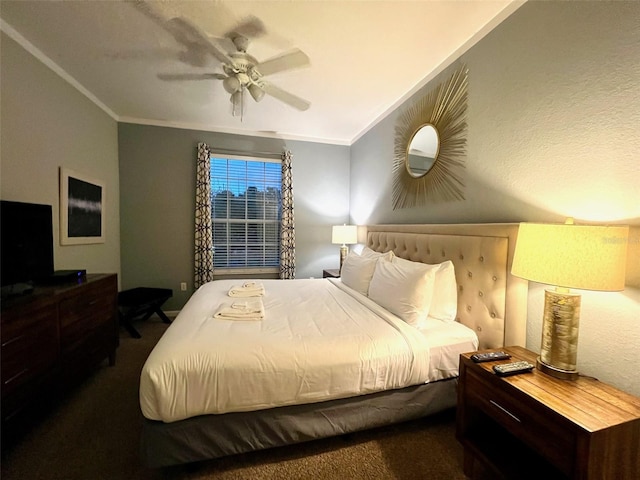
210,156,282,271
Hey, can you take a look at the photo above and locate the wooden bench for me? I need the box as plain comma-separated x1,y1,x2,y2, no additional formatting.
117,287,172,338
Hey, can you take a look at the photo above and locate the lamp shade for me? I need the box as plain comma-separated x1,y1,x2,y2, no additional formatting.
332,225,358,245
511,221,629,291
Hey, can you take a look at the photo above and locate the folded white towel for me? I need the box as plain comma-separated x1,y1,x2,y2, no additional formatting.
213,299,265,321
228,281,265,297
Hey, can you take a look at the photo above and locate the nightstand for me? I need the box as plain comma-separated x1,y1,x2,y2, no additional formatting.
322,269,340,278
456,346,640,479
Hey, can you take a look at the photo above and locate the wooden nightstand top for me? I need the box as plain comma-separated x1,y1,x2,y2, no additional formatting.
461,346,640,433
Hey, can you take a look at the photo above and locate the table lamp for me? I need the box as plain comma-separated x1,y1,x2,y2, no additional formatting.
511,219,628,380
332,225,358,271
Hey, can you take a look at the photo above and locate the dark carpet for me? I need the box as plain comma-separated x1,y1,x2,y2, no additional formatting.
1,317,468,480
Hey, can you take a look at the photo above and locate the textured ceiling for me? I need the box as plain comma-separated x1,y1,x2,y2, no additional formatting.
0,1,523,144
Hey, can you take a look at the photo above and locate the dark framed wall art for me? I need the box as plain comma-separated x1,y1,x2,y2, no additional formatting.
59,168,105,245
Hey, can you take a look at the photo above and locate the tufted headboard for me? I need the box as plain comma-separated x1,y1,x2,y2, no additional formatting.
366,224,527,349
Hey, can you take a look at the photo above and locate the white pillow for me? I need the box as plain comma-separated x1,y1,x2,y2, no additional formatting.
361,246,394,262
340,253,379,296
392,257,458,322
368,259,436,327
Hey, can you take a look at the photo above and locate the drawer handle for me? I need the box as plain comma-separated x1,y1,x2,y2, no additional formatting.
4,367,29,386
2,334,25,348
3,404,26,422
489,399,521,423
88,300,99,306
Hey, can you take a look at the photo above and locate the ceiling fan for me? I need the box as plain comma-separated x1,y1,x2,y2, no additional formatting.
130,1,311,117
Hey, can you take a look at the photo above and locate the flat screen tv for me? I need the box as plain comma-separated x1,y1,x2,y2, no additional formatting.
1,200,54,294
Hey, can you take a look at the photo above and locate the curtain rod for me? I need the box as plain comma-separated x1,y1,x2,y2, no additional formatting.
209,147,284,159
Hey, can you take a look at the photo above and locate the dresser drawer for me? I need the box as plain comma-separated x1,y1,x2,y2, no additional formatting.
464,367,576,476
60,309,114,353
2,296,57,334
59,281,113,329
59,277,116,354
1,301,59,395
60,323,115,385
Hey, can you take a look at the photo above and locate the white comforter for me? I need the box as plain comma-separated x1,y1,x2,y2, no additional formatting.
140,278,476,423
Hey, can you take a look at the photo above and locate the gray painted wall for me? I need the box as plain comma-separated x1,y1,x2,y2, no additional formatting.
352,2,639,226
118,123,350,310
0,33,120,279
350,2,640,395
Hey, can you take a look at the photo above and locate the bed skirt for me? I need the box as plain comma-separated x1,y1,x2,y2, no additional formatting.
141,377,458,467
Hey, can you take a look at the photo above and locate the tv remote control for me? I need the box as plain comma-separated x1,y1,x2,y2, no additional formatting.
471,351,511,363
493,361,535,377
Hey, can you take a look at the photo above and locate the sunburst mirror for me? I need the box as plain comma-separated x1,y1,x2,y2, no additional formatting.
392,65,468,209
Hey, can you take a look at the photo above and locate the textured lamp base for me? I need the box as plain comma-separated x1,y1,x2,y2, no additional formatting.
339,245,348,272
536,357,579,380
538,289,581,381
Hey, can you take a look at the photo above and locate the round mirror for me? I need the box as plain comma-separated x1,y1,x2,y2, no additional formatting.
406,124,440,178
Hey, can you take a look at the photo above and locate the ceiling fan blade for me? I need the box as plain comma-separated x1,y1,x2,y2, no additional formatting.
106,47,178,61
208,35,236,54
225,15,266,40
256,49,311,77
158,73,226,81
165,17,232,65
107,47,207,68
128,1,229,66
128,0,166,26
262,83,310,111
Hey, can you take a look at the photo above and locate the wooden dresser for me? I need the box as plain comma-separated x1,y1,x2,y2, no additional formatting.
457,346,640,479
1,274,118,444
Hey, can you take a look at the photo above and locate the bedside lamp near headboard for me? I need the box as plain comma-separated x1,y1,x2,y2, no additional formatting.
511,218,629,380
332,225,357,272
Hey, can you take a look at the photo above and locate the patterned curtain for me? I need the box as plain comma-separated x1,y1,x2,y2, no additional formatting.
194,143,214,288
280,150,296,279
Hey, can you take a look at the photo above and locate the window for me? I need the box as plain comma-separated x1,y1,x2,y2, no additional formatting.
210,155,281,273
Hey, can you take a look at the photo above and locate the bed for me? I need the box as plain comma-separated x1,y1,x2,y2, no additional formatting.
140,223,527,467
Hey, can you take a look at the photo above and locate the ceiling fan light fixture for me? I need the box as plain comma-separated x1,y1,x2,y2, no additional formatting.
153,11,311,116
223,76,241,94
248,84,265,102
